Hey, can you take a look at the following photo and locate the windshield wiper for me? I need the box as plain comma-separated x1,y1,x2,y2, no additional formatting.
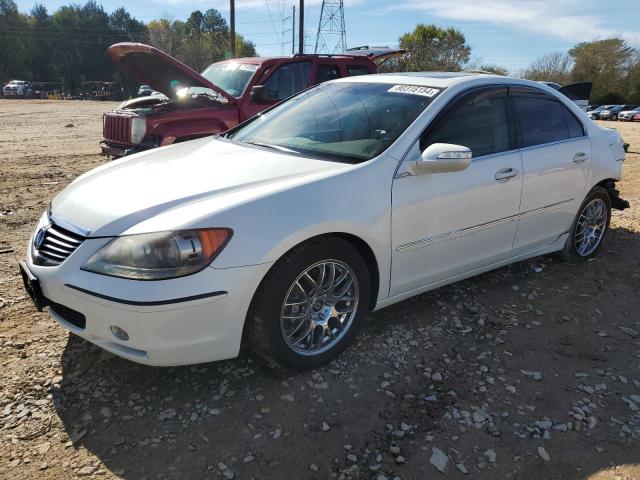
243,141,300,154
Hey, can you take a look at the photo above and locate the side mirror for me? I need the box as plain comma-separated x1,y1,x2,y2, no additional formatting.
418,143,472,173
250,85,271,102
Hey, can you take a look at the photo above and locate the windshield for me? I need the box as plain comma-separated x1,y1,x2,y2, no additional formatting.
201,62,259,97
229,82,440,162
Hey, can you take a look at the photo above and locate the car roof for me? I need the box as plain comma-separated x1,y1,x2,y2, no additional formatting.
331,71,512,89
214,54,373,66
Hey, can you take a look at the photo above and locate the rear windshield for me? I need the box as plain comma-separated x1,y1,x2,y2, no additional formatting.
229,82,440,162
201,62,259,97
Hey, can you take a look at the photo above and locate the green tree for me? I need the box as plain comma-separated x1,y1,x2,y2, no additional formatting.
479,64,508,76
382,24,472,72
569,38,635,103
0,0,30,83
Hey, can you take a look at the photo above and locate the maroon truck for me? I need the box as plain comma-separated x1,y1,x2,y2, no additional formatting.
101,43,403,157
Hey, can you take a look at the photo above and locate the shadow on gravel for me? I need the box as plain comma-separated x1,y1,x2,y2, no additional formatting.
51,227,640,479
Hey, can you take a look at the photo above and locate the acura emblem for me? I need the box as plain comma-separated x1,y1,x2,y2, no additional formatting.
34,228,46,250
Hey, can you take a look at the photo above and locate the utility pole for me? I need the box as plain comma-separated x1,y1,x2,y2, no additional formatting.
230,0,236,58
298,0,304,55
291,5,296,55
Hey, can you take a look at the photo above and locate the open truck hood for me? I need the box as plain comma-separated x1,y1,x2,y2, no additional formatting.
106,43,236,104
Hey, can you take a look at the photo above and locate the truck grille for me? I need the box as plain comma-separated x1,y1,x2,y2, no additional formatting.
103,113,131,144
33,222,85,266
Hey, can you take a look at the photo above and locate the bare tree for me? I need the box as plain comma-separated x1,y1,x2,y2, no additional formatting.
521,52,572,84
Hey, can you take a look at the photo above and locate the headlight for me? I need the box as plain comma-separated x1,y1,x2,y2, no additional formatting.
130,117,146,144
81,229,232,280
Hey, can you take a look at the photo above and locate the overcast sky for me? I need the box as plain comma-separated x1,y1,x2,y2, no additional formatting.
16,0,640,72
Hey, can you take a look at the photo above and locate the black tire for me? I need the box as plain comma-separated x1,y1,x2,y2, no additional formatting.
247,236,371,370
559,186,611,263
611,114,618,121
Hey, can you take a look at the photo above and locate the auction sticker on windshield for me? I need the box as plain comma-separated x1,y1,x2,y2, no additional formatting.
388,85,439,97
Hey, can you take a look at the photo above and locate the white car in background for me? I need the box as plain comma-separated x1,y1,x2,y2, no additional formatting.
20,73,628,370
2,80,31,98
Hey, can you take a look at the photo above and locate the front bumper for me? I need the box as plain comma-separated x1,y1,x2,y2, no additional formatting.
100,141,146,158
23,240,273,366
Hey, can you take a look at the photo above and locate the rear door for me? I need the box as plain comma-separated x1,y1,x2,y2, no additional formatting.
510,87,590,255
315,63,342,84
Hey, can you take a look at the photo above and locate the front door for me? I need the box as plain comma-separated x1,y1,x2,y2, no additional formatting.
390,87,523,296
240,60,312,120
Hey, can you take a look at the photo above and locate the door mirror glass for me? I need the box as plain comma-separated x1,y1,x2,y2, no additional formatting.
250,85,272,102
419,143,472,173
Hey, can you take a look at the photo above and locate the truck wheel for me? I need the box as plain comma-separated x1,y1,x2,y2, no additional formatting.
247,236,371,370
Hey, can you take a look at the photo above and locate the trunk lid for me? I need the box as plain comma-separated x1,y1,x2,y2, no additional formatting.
106,42,236,104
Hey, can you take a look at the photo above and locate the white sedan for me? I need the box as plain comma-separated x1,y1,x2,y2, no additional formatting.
20,73,628,370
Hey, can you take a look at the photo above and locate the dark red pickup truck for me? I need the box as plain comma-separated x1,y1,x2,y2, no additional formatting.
101,43,403,157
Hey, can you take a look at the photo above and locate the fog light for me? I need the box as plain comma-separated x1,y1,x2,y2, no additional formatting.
110,325,129,341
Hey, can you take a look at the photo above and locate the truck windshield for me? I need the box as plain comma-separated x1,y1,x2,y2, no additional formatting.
201,62,259,97
229,82,440,162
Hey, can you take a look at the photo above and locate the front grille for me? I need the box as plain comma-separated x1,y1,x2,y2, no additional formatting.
49,302,86,329
103,113,131,144
33,222,85,266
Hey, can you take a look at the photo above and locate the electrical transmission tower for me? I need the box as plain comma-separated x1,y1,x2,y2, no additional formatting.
314,0,346,54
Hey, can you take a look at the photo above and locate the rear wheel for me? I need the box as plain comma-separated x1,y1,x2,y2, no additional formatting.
559,186,611,262
611,114,618,121
247,236,371,370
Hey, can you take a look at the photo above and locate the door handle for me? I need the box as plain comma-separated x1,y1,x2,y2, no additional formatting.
573,152,589,163
495,167,519,181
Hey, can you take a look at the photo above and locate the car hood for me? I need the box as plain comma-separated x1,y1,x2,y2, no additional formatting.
51,138,347,237
106,43,236,104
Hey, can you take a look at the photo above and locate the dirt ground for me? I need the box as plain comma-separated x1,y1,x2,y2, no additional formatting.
1,99,640,480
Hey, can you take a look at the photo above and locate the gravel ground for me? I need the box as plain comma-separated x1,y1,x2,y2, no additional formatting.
1,99,640,480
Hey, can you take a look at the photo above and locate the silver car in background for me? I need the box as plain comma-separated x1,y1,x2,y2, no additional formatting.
618,107,640,121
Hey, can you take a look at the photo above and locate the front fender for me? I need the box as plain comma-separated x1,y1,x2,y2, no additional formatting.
124,156,397,302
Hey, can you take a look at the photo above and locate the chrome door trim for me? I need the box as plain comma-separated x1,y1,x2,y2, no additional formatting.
517,136,588,153
395,215,518,253
395,198,575,254
518,198,575,219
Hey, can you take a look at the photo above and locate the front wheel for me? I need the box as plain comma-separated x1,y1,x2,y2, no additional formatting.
247,236,371,370
559,186,611,262
611,114,618,121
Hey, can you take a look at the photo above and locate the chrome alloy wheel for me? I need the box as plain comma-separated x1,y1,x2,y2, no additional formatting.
575,198,608,257
280,260,359,356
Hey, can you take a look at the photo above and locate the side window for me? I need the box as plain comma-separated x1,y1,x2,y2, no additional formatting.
316,64,341,83
563,107,585,138
421,90,510,157
347,65,370,77
263,61,311,101
512,96,573,147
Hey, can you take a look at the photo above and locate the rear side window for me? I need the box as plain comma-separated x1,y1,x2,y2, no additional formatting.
563,108,584,138
512,96,583,147
422,90,510,157
347,65,370,76
316,64,341,83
